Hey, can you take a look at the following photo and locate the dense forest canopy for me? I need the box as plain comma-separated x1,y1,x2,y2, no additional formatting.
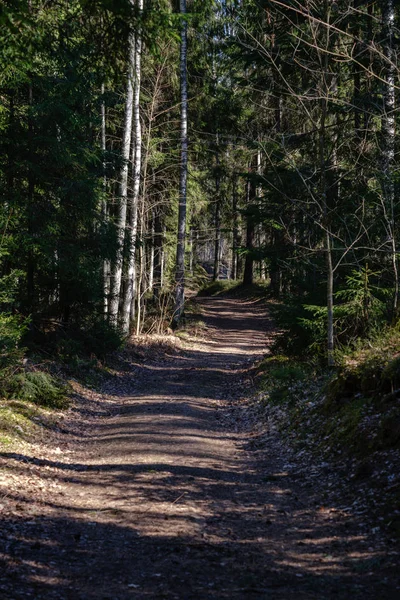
0,0,399,366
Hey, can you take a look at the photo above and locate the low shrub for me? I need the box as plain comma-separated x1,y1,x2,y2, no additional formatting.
30,314,124,366
7,371,69,409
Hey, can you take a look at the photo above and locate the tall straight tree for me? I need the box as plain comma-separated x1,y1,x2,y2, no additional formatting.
121,0,144,336
243,166,256,287
213,145,222,281
381,0,398,316
101,82,110,317
173,0,188,326
109,1,136,327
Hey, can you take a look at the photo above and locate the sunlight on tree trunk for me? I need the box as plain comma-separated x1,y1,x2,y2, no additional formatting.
173,0,188,327
121,0,143,336
109,2,136,328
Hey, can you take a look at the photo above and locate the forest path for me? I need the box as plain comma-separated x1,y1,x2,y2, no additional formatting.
0,297,399,599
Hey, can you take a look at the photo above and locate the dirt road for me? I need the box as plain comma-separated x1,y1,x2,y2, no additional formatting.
0,297,399,599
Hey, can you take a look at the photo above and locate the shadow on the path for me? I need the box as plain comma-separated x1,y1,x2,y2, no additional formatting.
0,298,397,599
0,493,392,600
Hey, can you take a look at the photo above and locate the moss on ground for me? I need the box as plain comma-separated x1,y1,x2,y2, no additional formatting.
0,366,72,448
0,402,41,445
258,324,400,458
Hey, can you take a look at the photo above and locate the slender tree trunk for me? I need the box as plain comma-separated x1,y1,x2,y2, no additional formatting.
321,1,335,367
213,199,221,281
326,226,335,367
352,1,362,133
381,0,398,316
121,0,143,335
27,80,35,313
136,205,145,335
231,173,239,280
173,0,188,326
128,175,140,326
109,5,136,327
213,158,221,281
148,210,155,291
161,224,166,288
131,36,165,320
269,35,282,291
153,208,163,298
256,146,265,280
243,176,255,286
101,82,111,317
189,227,194,275
243,220,255,285
362,2,374,134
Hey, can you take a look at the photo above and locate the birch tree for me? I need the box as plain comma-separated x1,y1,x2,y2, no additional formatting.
173,0,188,326
121,0,144,336
109,1,136,327
381,0,398,316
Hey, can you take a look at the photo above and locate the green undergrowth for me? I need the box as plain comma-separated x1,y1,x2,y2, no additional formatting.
269,267,392,361
258,323,400,459
0,365,71,447
0,397,63,448
324,326,400,452
257,324,400,536
7,371,69,409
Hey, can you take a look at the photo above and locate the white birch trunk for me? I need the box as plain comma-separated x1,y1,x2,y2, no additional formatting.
161,225,166,288
173,0,188,326
256,146,265,279
381,0,398,315
121,0,143,336
109,3,136,327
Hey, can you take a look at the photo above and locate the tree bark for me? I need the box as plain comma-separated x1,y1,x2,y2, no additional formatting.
121,0,143,336
213,162,221,281
27,80,35,314
153,208,163,298
101,82,111,317
135,202,146,335
243,176,255,286
109,2,136,327
231,174,239,280
189,227,194,276
352,1,362,133
173,0,188,326
321,1,335,368
148,210,155,292
381,0,398,316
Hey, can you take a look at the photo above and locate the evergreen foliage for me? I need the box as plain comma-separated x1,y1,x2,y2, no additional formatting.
0,0,400,376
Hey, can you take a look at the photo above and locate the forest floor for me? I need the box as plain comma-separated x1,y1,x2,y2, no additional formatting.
0,296,400,599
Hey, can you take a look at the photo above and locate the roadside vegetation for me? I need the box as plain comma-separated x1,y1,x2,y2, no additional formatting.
254,290,400,537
